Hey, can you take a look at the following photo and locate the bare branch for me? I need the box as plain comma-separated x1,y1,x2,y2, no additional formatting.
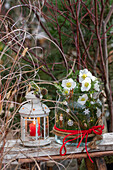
105,3,113,24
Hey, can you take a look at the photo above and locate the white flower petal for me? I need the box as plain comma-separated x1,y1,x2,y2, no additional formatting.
61,78,76,90
91,76,97,81
79,69,92,83
91,101,95,104
63,88,70,95
94,81,100,91
77,94,88,105
81,78,91,92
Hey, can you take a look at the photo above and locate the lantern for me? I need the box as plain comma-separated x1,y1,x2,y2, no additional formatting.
19,91,51,146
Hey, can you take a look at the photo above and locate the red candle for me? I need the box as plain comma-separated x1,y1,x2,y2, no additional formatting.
29,123,36,136
29,123,41,136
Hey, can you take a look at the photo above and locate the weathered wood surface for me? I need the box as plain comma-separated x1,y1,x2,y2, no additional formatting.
18,151,113,164
1,133,113,164
95,157,107,170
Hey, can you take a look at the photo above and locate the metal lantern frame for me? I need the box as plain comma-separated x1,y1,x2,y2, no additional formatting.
19,91,51,146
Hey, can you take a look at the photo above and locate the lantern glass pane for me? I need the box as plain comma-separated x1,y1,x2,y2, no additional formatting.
41,117,44,138
21,115,50,144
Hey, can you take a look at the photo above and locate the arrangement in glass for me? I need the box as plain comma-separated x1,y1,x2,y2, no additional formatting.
53,68,103,145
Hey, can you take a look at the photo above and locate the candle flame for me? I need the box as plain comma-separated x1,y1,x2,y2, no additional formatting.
37,117,40,124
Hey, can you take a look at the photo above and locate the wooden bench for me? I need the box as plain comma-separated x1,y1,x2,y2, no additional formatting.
1,133,113,169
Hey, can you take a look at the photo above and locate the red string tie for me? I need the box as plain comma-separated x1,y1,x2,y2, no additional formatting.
54,124,104,163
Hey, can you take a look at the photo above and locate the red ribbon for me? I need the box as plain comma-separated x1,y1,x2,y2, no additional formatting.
54,124,104,163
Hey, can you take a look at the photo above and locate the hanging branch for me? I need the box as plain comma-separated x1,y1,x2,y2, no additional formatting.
102,3,113,131
93,0,105,75
75,0,81,70
94,0,113,131
78,24,94,66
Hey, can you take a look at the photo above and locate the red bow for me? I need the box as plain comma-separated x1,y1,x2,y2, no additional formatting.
54,125,104,163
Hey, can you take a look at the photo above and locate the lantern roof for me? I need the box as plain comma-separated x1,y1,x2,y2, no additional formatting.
19,91,50,116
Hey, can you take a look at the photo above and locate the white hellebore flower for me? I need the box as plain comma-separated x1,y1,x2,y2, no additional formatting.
94,81,100,91
63,88,70,95
81,78,91,91
96,108,101,118
79,69,92,83
61,78,76,90
91,76,97,81
77,94,88,105
84,108,90,115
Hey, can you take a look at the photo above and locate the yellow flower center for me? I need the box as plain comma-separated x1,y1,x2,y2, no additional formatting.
66,82,72,88
81,97,85,101
64,90,69,94
84,82,89,87
82,74,87,79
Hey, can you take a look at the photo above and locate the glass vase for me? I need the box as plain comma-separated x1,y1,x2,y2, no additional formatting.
53,92,103,146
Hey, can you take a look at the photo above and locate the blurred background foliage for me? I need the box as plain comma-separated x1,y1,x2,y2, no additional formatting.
1,0,113,80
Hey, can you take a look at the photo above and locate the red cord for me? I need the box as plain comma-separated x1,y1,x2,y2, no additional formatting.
54,124,104,163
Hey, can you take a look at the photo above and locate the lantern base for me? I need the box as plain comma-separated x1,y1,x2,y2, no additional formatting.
21,138,51,147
